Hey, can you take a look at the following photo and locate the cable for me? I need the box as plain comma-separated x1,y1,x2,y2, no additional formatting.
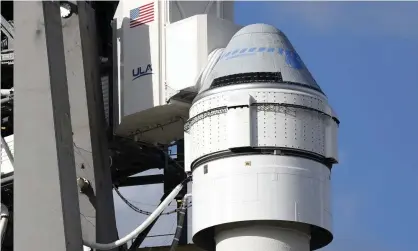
127,194,165,251
83,177,191,250
169,194,192,251
113,185,191,216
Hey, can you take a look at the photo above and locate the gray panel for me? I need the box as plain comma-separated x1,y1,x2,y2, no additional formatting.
62,2,119,248
14,2,83,250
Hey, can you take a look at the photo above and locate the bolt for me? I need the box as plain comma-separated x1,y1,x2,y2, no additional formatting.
77,177,91,193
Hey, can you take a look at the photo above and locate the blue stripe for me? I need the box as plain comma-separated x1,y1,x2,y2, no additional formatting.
220,47,304,69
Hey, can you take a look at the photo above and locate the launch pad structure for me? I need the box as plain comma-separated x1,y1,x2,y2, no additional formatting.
1,1,340,251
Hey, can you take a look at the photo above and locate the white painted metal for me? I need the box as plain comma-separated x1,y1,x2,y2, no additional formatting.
191,155,331,243
185,87,338,172
14,2,84,250
165,15,241,96
185,23,339,251
215,225,310,251
112,0,238,144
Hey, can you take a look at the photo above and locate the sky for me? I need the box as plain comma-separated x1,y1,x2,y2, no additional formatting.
113,1,418,251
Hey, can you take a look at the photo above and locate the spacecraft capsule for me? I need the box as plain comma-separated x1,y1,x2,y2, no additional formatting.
185,24,340,251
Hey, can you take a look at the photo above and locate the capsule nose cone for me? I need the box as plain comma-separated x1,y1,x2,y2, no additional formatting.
204,23,323,94
232,23,285,37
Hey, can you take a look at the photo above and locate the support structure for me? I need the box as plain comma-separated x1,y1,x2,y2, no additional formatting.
175,140,188,245
13,2,83,250
61,2,118,248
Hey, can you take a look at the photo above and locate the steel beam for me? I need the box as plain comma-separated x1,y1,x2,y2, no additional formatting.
13,2,83,251
61,2,119,248
176,140,188,245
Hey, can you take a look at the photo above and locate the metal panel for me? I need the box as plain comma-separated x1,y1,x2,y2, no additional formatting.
191,155,332,251
187,89,333,163
61,2,119,247
226,107,252,148
169,1,234,24
14,2,83,250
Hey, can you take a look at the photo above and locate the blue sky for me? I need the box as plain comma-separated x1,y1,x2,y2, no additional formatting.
234,1,418,251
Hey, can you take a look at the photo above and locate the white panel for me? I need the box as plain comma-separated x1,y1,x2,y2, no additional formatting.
112,1,186,143
166,15,241,97
192,155,332,236
187,88,332,162
206,15,242,59
169,1,235,23
123,22,157,116
226,92,252,107
325,118,339,162
184,131,192,172
166,16,202,93
227,107,251,148
190,88,327,117
257,108,326,154
215,226,310,251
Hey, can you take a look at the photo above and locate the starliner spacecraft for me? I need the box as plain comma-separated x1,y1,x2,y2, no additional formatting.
184,24,340,251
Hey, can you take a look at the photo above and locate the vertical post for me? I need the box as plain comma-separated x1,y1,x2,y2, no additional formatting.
13,1,83,251
175,140,188,245
61,1,119,248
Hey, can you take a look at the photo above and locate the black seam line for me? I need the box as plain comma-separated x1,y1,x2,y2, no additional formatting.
210,81,325,96
190,147,336,171
254,102,340,124
184,103,339,132
184,106,227,132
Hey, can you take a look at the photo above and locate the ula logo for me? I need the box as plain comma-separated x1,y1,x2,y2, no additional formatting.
132,64,152,81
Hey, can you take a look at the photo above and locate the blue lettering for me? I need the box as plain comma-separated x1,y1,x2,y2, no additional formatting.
284,51,303,69
132,64,153,81
220,47,304,70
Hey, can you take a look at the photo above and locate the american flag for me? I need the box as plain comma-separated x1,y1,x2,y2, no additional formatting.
130,2,154,28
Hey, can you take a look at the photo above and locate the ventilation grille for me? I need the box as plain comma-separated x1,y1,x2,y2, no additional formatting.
210,72,283,89
209,72,324,94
